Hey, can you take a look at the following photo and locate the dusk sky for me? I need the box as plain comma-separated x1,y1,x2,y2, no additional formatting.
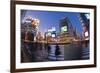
21,10,85,34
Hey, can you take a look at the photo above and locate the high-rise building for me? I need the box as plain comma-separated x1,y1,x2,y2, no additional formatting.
79,13,90,38
21,10,27,22
78,13,90,60
78,13,90,31
59,17,74,36
59,17,82,60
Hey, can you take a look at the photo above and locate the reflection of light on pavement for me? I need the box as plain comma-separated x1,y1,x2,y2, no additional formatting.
50,45,56,54
81,43,89,59
48,45,64,61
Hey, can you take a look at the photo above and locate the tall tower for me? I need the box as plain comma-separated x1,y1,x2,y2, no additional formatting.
21,10,27,22
78,13,90,60
79,13,89,29
78,13,90,38
59,17,74,36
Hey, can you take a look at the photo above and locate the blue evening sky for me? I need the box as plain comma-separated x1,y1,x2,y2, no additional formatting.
22,10,84,34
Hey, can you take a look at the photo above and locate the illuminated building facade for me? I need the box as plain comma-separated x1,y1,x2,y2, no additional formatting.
79,13,90,38
58,17,76,43
78,13,90,59
59,17,74,36
58,17,81,60
79,13,89,28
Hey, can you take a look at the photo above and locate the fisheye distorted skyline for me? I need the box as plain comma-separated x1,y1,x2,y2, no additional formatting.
21,10,86,34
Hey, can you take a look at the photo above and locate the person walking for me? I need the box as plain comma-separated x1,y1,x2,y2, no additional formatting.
55,45,61,61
